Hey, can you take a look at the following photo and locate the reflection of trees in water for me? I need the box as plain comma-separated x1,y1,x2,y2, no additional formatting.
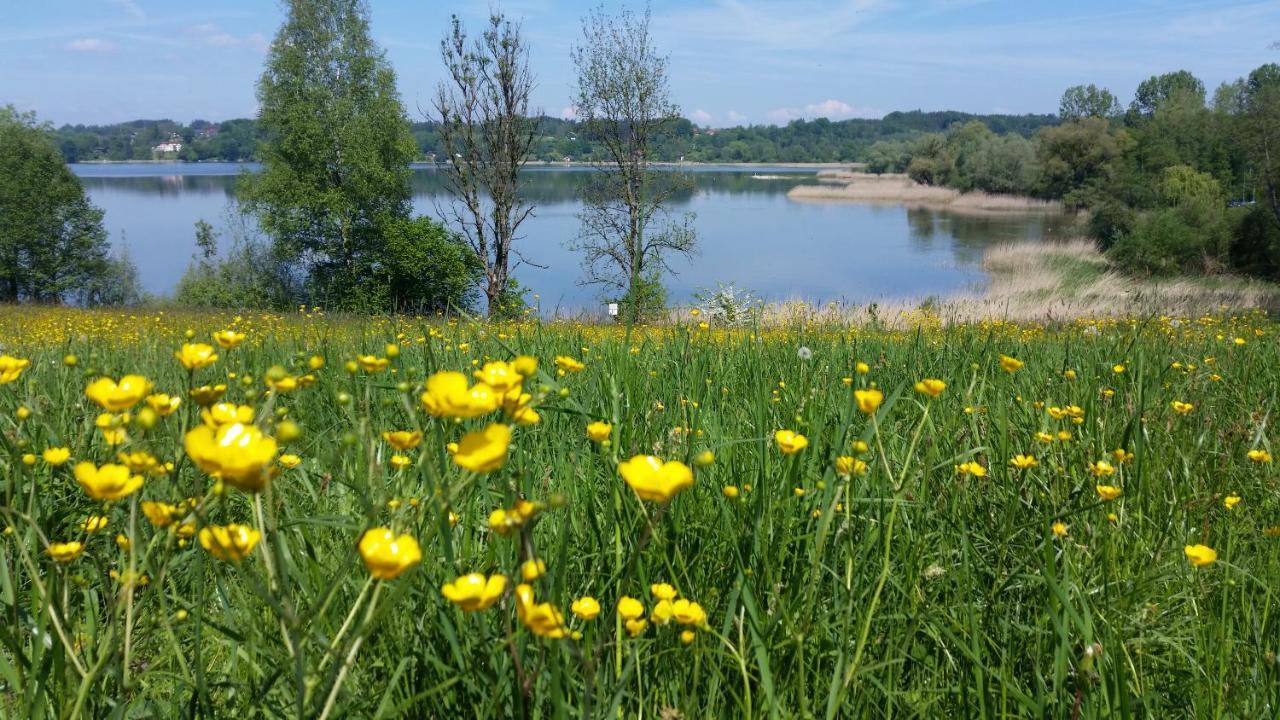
79,175,239,197
84,167,810,205
907,207,1078,266
410,168,805,206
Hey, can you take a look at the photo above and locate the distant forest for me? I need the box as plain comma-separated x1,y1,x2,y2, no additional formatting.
51,110,1060,164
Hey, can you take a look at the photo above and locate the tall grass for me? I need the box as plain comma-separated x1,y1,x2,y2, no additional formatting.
1,306,1277,717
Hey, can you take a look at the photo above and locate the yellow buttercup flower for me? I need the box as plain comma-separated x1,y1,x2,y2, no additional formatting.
671,598,707,626
184,422,278,492
81,515,109,533
175,343,218,371
651,598,675,625
95,412,129,446
1224,494,1241,510
500,388,540,425
999,355,1024,373
189,384,228,406
1088,460,1115,477
42,447,71,466
199,524,261,562
618,455,694,503
617,596,645,620
513,355,538,378
145,393,182,416
1095,484,1123,501
571,596,601,620
441,573,507,611
452,423,512,473
117,450,161,474
86,375,151,411
278,454,302,469
854,389,884,415
420,371,498,418
954,461,986,477
358,528,422,580
521,559,546,581
201,403,255,427
650,583,677,601
357,355,389,372
474,361,524,393
389,454,412,470
774,430,808,454
0,355,31,384
554,355,585,373
693,450,715,467
142,501,182,527
586,421,612,443
74,462,143,501
1184,544,1217,567
1051,521,1068,538
47,541,84,564
1170,401,1194,414
212,330,246,349
1009,454,1038,470
382,430,423,451
914,379,945,398
855,361,870,374
625,618,648,637
1247,449,1272,463
514,583,567,638
835,455,868,477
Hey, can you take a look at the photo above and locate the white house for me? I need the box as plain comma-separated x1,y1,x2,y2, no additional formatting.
153,141,183,154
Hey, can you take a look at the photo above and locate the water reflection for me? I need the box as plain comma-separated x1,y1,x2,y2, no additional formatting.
73,163,1065,309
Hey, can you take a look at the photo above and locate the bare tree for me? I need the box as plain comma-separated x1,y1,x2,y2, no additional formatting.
434,13,537,317
569,4,695,322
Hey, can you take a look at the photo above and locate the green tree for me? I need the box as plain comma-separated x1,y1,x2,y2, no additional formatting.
1036,117,1127,207
1129,70,1206,118
1241,63,1280,225
434,13,539,317
569,4,695,323
0,106,116,303
175,218,297,309
237,0,419,311
1059,84,1120,120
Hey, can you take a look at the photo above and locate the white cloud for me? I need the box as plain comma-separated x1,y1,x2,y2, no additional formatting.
206,33,239,47
112,0,146,20
726,110,748,125
559,105,578,120
187,23,270,52
690,108,712,125
767,99,881,123
65,38,116,52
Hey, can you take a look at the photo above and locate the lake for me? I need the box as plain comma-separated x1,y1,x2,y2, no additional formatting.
73,163,1072,313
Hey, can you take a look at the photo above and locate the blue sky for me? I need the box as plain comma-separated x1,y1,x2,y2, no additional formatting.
3,0,1277,126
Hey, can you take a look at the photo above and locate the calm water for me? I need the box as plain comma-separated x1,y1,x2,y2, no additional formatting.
73,163,1071,311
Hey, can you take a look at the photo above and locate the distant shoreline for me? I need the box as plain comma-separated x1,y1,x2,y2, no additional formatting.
788,171,1064,214
73,159,862,170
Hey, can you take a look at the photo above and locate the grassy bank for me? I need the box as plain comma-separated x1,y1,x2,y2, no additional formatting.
789,171,1064,213
2,304,1279,716
759,241,1280,327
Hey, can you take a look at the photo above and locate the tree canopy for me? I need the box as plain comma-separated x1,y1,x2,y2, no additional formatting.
0,106,120,303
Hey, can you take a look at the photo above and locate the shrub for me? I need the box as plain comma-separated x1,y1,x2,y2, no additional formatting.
1228,205,1280,279
1109,203,1229,276
374,215,482,314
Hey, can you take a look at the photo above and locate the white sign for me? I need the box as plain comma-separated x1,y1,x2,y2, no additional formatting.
607,303,619,316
